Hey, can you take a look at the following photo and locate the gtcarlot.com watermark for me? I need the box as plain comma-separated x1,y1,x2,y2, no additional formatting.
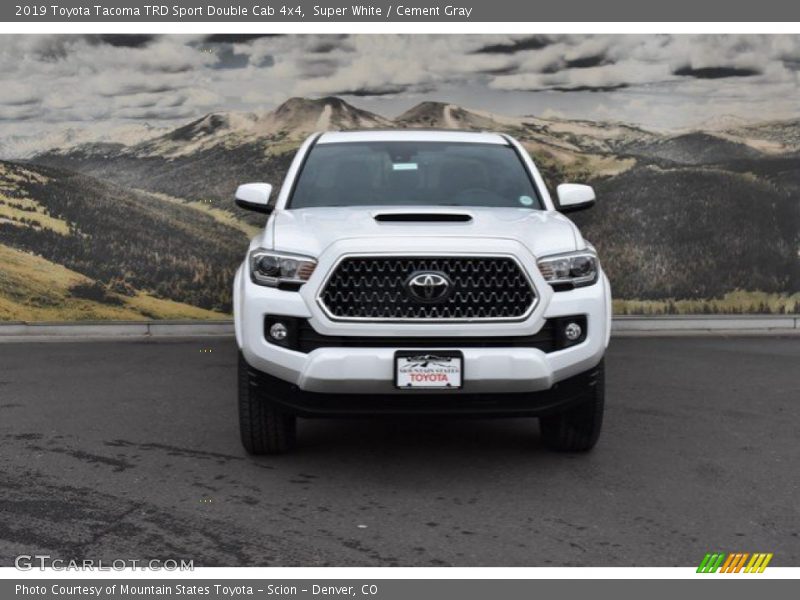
15,555,194,571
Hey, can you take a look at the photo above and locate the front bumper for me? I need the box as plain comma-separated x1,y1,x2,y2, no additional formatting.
234,250,611,395
249,359,603,418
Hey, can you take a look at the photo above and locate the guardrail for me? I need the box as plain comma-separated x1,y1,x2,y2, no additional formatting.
612,315,800,335
0,320,235,339
0,315,798,340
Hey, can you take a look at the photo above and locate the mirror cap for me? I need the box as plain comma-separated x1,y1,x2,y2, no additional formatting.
235,183,273,214
556,183,596,213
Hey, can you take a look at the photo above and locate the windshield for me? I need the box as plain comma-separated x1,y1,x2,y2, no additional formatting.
288,141,543,210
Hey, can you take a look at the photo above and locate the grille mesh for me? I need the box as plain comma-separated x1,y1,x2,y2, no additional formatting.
319,256,535,320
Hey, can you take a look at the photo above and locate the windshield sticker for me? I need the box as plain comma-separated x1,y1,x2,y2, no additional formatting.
392,163,418,171
519,195,534,206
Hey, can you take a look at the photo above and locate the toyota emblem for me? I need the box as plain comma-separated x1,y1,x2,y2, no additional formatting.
405,271,452,303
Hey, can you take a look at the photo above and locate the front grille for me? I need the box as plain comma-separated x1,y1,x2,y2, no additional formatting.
318,256,536,321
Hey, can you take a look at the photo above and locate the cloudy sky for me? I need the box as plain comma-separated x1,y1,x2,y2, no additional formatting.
1,34,800,148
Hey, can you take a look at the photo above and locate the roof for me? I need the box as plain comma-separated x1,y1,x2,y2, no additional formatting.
316,130,509,145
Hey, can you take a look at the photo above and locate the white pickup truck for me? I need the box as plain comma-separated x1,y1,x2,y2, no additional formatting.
233,130,611,454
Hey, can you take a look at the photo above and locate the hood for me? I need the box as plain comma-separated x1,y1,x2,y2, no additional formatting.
265,206,580,258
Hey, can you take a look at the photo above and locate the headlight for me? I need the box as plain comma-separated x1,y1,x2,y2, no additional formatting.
249,249,316,288
537,250,598,289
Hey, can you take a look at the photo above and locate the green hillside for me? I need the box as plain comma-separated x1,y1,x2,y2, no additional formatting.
0,160,251,320
0,244,224,321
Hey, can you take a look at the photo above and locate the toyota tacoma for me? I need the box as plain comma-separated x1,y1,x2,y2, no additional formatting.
233,131,611,454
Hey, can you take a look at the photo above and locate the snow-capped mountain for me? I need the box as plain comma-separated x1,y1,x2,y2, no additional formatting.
0,122,168,159
12,96,800,165
124,97,394,159
393,100,660,155
263,96,393,134
394,101,522,131
695,114,755,131
24,97,661,162
720,119,800,154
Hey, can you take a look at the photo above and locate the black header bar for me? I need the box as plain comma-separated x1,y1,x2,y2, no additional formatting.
5,0,800,22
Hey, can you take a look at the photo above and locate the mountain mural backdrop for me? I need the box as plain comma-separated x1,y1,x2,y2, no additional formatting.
1,96,799,320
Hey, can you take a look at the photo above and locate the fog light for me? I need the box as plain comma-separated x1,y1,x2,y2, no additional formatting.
269,322,288,341
564,322,582,341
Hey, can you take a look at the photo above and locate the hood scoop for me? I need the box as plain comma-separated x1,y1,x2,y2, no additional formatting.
373,212,473,223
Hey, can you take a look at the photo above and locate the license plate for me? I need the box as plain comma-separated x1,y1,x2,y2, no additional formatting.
395,351,463,390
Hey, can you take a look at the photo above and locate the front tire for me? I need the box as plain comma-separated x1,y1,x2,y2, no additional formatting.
539,359,605,452
238,352,297,455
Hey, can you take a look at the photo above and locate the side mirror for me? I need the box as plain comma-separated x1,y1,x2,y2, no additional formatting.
235,183,273,214
556,183,596,213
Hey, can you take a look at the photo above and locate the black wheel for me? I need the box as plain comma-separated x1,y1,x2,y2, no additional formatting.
238,351,296,455
540,359,605,452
